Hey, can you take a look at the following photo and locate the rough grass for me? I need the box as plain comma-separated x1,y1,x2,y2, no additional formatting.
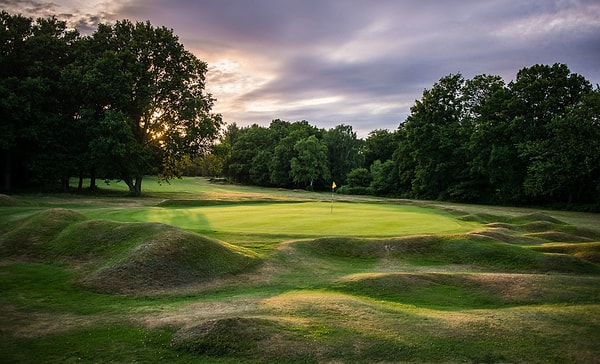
295,234,600,274
1,177,599,363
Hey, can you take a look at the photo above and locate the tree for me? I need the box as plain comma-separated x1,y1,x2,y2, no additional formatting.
370,159,399,196
522,90,600,203
290,135,330,190
269,121,320,187
226,124,271,184
346,167,371,188
77,20,222,195
392,124,416,197
509,64,592,202
404,73,467,199
456,74,508,201
324,124,363,185
0,12,80,191
363,129,398,169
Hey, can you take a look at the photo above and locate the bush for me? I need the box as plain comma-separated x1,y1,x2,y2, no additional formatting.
346,167,372,187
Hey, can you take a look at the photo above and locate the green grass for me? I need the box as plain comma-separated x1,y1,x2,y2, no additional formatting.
81,201,480,239
1,177,599,363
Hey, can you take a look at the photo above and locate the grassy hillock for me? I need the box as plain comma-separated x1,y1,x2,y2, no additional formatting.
297,233,599,274
0,208,261,294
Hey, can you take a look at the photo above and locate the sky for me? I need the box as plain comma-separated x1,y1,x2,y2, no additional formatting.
3,0,600,137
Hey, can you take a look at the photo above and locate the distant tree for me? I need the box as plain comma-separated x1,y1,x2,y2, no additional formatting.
324,124,363,185
404,74,466,199
370,159,398,196
456,74,507,201
346,167,371,188
509,63,593,203
392,124,416,197
75,20,222,195
270,121,320,187
363,129,398,169
290,135,330,189
226,124,271,184
522,89,600,203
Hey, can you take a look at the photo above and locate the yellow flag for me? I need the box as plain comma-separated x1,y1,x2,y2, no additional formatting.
332,181,337,189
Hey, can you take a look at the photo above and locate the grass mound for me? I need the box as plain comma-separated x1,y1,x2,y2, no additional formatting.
335,272,600,307
297,234,600,273
526,231,594,242
511,212,565,225
171,317,292,357
81,226,260,294
531,242,600,264
1,209,261,294
458,213,501,223
335,272,496,308
0,208,87,256
0,194,17,206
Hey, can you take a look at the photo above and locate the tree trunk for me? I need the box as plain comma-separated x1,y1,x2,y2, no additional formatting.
2,149,10,192
89,167,96,190
123,175,143,196
77,172,84,192
135,176,143,196
62,176,70,192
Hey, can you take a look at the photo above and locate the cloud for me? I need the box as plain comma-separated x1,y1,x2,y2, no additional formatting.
1,0,120,33
4,0,599,136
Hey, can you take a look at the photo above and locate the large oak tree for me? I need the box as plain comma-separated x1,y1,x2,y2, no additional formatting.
76,20,222,195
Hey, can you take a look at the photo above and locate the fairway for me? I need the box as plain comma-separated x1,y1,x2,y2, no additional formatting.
85,201,480,237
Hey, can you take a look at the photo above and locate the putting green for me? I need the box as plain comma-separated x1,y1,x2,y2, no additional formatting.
86,202,480,237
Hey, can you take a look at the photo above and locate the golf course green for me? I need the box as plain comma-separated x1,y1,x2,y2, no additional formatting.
84,201,479,237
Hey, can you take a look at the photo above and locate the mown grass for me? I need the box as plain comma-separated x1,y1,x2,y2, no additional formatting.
82,201,480,241
1,177,599,363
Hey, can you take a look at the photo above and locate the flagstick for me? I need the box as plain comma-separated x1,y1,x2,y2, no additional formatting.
331,187,333,214
330,181,335,214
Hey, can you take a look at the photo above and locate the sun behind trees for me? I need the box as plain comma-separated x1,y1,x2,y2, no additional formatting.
0,12,222,195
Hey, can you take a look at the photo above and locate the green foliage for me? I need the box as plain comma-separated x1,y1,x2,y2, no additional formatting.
0,12,80,191
324,124,363,185
394,63,598,206
290,135,330,189
363,129,398,168
1,12,222,195
1,326,189,363
346,167,371,188
369,159,399,196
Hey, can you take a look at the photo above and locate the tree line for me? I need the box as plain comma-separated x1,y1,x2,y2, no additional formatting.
2,12,599,207
1,11,222,195
207,63,600,208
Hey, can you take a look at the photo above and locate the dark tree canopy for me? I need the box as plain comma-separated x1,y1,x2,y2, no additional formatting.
78,20,222,195
1,13,222,195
